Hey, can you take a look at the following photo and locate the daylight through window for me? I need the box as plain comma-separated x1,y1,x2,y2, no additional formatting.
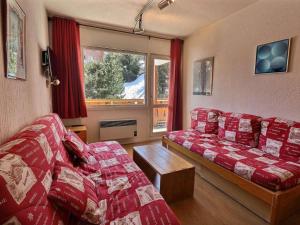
152,58,170,133
83,48,146,106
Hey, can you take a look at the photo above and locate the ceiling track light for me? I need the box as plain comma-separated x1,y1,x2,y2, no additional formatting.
133,0,155,34
158,0,175,10
135,0,155,22
132,0,175,34
133,14,145,34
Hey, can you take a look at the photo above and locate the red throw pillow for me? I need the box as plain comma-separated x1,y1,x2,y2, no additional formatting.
218,112,261,147
259,118,300,161
190,108,222,134
63,131,90,162
48,161,101,224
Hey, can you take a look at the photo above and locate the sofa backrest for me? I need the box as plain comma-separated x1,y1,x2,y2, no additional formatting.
190,108,223,134
218,112,262,147
0,114,71,224
190,107,300,161
258,118,300,162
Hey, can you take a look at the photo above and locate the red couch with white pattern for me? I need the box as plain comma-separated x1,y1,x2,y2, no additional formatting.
0,114,180,225
163,107,300,225
166,108,300,191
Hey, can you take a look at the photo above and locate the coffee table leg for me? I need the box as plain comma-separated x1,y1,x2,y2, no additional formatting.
162,141,167,148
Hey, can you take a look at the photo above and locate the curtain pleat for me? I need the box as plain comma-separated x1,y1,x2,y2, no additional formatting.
167,39,183,131
52,17,87,119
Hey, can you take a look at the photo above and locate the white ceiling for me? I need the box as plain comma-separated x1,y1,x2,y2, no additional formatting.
43,0,258,37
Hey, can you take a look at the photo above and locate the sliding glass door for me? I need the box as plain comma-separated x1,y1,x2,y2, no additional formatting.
150,56,170,134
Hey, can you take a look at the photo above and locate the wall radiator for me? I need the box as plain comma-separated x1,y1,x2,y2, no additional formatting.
99,120,137,141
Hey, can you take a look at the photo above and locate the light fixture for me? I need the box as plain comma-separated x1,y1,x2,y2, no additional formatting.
133,0,155,34
158,0,175,10
50,79,60,86
46,77,60,86
42,47,60,87
133,14,145,34
133,0,175,34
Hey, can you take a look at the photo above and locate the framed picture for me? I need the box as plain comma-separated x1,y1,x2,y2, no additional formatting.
193,57,214,96
255,39,291,75
2,0,26,80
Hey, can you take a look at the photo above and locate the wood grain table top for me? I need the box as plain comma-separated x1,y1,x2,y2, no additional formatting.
133,145,194,175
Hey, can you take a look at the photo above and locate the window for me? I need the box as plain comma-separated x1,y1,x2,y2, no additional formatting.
153,59,170,105
151,57,170,133
83,48,146,106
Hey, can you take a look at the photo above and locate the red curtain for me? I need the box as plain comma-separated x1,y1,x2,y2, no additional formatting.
52,17,87,119
167,39,183,132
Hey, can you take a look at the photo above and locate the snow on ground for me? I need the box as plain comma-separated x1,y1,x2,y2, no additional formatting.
123,74,145,99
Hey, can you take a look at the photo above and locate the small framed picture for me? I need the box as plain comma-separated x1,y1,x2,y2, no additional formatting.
255,39,291,75
3,0,26,80
193,57,214,96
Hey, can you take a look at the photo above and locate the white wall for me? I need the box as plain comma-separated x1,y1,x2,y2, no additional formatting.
183,0,300,129
0,0,51,144
65,26,170,143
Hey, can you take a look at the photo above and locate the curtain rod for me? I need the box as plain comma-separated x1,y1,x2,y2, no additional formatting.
48,17,173,41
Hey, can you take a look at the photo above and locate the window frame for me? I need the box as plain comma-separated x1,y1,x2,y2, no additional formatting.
81,46,148,110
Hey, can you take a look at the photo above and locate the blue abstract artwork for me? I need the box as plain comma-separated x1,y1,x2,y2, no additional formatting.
255,39,290,74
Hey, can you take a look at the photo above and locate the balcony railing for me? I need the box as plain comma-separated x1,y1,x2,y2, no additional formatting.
153,99,168,105
86,98,169,106
86,99,145,106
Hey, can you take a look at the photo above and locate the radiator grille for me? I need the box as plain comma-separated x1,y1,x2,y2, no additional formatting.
99,119,137,140
100,120,137,128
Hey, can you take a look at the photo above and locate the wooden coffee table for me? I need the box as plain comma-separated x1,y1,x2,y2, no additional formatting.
133,144,195,203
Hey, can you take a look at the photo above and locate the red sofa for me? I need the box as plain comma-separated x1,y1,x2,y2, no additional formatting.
0,114,180,225
166,108,300,191
163,107,300,225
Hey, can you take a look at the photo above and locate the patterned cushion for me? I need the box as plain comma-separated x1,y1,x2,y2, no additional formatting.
48,161,101,224
218,112,261,147
9,113,72,166
167,129,300,191
0,114,71,174
33,114,71,165
81,141,180,224
0,114,72,224
191,108,222,134
0,151,68,224
63,131,91,163
259,118,300,162
0,138,54,172
167,129,250,155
